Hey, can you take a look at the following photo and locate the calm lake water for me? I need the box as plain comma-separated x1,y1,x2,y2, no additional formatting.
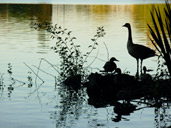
0,1,170,128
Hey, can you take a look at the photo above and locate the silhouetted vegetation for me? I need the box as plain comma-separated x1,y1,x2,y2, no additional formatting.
2,3,171,128
148,0,171,77
2,2,169,126
31,22,105,89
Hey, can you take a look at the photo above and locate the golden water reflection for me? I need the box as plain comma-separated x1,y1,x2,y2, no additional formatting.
51,4,166,73
0,3,167,73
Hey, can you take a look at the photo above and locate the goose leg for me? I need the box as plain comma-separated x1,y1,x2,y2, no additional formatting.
140,60,143,75
136,59,139,78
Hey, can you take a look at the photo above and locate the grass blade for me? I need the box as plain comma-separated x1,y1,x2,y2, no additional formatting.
157,8,171,55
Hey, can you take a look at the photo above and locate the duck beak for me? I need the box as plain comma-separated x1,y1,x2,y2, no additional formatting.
115,59,119,62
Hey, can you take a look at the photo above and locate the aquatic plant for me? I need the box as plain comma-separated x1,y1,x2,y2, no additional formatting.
0,73,4,91
31,22,105,84
148,0,171,77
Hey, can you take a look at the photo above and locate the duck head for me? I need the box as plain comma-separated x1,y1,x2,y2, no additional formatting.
110,57,119,62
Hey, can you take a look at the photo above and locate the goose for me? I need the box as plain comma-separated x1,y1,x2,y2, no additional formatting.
123,23,156,78
103,57,118,73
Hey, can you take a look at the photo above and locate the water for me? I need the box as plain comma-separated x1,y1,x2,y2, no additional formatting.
0,0,166,4
0,2,170,128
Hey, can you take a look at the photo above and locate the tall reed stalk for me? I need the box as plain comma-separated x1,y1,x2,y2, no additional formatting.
148,0,171,76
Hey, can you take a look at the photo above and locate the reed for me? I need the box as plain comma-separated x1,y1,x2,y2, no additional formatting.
148,0,171,76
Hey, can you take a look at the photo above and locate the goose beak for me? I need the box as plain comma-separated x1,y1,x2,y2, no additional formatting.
122,24,126,27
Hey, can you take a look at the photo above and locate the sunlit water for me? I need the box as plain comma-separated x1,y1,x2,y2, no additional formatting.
0,1,170,128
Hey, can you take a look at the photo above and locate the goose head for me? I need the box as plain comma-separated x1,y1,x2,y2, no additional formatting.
122,23,131,28
110,57,119,62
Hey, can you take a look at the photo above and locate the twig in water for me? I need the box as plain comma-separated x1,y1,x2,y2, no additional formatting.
24,62,44,83
35,59,43,84
33,65,56,78
41,58,60,74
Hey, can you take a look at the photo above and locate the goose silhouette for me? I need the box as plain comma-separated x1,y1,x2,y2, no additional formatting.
123,23,155,78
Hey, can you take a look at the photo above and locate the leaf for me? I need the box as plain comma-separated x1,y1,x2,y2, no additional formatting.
51,35,55,39
57,31,61,34
76,45,80,47
156,8,171,55
150,10,163,49
57,37,62,40
72,37,76,39
65,37,68,41
68,31,72,35
91,39,95,41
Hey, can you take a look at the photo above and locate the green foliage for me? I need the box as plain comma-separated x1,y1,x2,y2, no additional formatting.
27,72,33,88
148,0,171,77
154,55,170,80
7,63,12,75
0,73,4,90
30,22,106,83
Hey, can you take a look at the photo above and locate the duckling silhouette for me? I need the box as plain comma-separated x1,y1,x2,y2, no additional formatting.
102,57,118,73
114,68,135,88
140,66,152,82
123,23,156,78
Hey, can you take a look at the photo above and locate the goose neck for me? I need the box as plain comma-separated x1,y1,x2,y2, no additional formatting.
128,26,133,43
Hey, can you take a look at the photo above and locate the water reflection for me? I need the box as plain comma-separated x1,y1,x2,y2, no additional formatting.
154,106,171,128
0,63,171,128
0,3,170,128
0,4,166,59
50,87,87,128
0,4,52,21
0,4,52,54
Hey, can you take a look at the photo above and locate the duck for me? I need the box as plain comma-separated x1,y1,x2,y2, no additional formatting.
103,57,118,73
122,23,156,78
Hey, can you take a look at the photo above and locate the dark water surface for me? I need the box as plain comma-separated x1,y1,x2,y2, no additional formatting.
0,2,170,128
